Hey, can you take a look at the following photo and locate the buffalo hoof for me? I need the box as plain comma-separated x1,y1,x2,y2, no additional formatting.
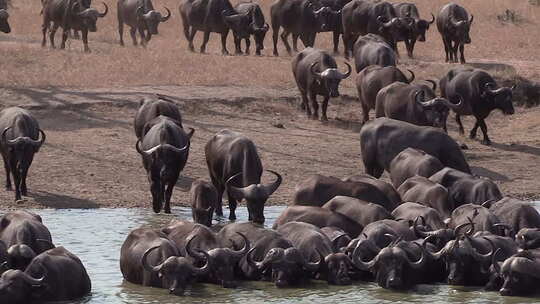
321,116,328,122
273,50,279,56
229,213,236,221
222,50,230,56
481,139,492,146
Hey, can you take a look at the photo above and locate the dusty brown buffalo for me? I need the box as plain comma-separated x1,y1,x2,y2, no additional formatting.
322,196,392,228
343,174,401,207
488,197,540,238
388,147,444,188
397,176,453,219
356,65,415,124
117,0,171,47
189,179,218,227
352,34,396,73
436,3,473,63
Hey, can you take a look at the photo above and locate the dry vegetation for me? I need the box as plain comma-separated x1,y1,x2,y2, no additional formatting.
0,0,539,88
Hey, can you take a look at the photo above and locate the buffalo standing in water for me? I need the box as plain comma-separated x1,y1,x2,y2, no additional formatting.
117,0,171,47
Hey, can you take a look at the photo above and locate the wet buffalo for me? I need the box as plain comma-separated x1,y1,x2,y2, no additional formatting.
447,204,504,236
392,2,434,58
0,107,46,201
360,118,471,178
392,202,447,232
0,211,54,271
189,179,218,227
232,2,268,55
348,219,415,253
277,221,352,285
0,246,91,304
440,67,515,145
133,95,183,139
488,197,540,238
0,0,10,33
273,205,363,238
136,116,194,213
436,3,473,63
120,227,210,295
388,147,444,188
205,129,282,223
323,196,392,228
41,0,108,52
292,47,351,121
375,81,462,131
352,34,396,72
356,65,415,124
493,251,540,296
117,0,171,47
397,176,452,219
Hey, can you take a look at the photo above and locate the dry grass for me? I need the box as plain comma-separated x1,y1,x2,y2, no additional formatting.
0,0,539,88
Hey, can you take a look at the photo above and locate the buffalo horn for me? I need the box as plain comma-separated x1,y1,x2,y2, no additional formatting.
246,247,266,270
141,245,163,273
429,13,435,24
230,232,250,259
469,236,494,263
422,235,449,260
331,233,349,252
454,221,475,237
189,250,212,275
406,69,415,83
185,235,205,260
161,7,171,22
424,79,437,91
310,62,322,78
261,170,282,197
352,244,378,270
469,14,474,24
161,143,189,154
21,271,45,286
415,90,426,106
98,2,108,17
492,248,503,275
405,243,425,269
303,249,323,272
339,62,352,79
413,216,434,238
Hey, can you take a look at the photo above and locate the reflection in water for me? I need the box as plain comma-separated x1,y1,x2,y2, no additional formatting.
14,205,539,304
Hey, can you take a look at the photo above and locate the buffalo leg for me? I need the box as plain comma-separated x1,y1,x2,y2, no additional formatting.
321,96,329,121
49,23,59,49
200,31,210,53
41,21,49,47
163,182,175,214
272,25,280,56
188,28,197,52
11,162,21,201
409,39,416,58
138,28,147,48
146,33,152,45
442,37,450,62
150,180,162,213
226,189,237,221
332,31,340,54
82,29,90,53
2,154,11,190
310,92,319,119
292,33,299,52
118,19,124,46
60,28,69,49
130,27,138,46
470,120,479,139
210,175,224,217
455,113,465,134
182,22,192,50
301,91,311,117
479,119,491,145
233,35,242,55
280,30,292,56
245,38,251,55
20,163,31,197
220,31,230,55
362,152,384,178
405,39,413,58
459,43,466,64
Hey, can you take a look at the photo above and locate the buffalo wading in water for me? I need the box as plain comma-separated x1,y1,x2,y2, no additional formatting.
436,3,473,63
292,48,351,121
494,250,540,296
41,0,108,52
232,2,269,55
0,107,46,202
189,180,218,227
0,0,10,33
117,0,171,47
392,2,434,58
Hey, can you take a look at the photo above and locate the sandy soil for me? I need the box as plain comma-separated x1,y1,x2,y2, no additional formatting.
0,85,539,210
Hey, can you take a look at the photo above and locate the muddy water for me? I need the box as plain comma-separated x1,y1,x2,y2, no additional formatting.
26,206,539,304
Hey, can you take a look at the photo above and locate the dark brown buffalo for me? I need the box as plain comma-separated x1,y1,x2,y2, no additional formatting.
0,107,46,201
388,147,444,188
347,219,416,257
355,65,415,124
120,227,210,295
352,34,396,73
273,205,363,238
341,0,411,58
322,196,392,228
41,0,108,52
277,221,352,285
493,251,540,296
391,202,446,232
136,116,194,213
440,67,515,145
133,95,183,139
0,211,54,271
117,0,171,47
488,197,540,238
0,246,91,304
397,176,453,219
447,204,504,235
436,3,473,63
179,0,252,55
392,2,434,58
375,81,461,131
429,167,502,207
0,0,10,33
360,118,471,178
515,228,540,250
292,47,351,121
232,2,268,55
205,129,282,223
162,220,249,288
189,179,218,227
320,226,351,251
292,174,397,211
343,174,401,208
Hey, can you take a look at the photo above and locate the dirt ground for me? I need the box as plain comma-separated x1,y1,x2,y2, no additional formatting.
0,85,539,210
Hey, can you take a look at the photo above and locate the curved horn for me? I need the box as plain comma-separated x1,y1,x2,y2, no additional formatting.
415,90,427,107
185,235,204,260
422,235,449,260
469,236,494,263
454,221,475,238
34,129,46,148
98,2,108,17
135,139,144,155
185,127,195,139
414,216,435,238
225,172,248,200
140,144,161,156
261,170,282,197
332,234,349,252
494,223,514,237
1,127,15,146
141,245,163,273
230,232,250,259
189,249,212,275
246,247,266,271
161,143,189,154
303,249,323,272
352,244,379,270
339,62,352,79
405,243,425,269
440,95,463,110
21,271,45,286
406,69,415,83
310,62,322,78
469,14,474,24
425,79,437,91
492,248,503,275
429,13,435,24
160,7,171,22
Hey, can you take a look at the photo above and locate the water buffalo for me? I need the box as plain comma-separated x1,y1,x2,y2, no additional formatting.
270,0,330,56
277,221,352,285
218,222,314,287
493,251,540,296
348,219,416,252
292,47,351,121
0,107,46,201
41,0,108,52
189,179,218,227
388,147,444,188
117,0,171,47
352,34,396,72
232,2,268,55
323,196,392,228
0,246,91,304
136,116,194,213
343,174,401,208
355,65,415,124
292,174,397,211
375,81,462,131
447,204,504,236
205,129,282,223
273,205,363,238
429,167,502,207
120,227,210,295
392,2,434,58
0,0,10,33
436,3,473,63
341,0,411,58
320,226,351,251
440,67,515,145
179,0,252,55
163,221,249,288
488,197,540,238
397,176,453,219
516,228,540,250
359,118,471,178
133,95,183,139
392,202,447,232
0,211,54,271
